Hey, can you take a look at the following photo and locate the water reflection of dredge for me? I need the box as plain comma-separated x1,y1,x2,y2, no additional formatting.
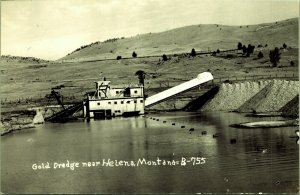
45,72,213,121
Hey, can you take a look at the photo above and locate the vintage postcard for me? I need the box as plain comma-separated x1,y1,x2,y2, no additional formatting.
1,0,299,194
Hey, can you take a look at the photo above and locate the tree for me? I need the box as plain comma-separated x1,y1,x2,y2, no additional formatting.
162,54,168,61
132,51,137,58
116,56,122,60
257,51,264,59
246,44,255,57
269,47,281,67
283,43,287,49
237,42,243,50
242,45,247,55
190,48,196,57
135,70,146,86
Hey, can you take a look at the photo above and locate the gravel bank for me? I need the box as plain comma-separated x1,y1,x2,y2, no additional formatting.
201,80,270,111
201,80,299,114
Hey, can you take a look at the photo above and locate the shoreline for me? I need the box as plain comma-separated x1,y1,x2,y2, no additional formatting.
1,108,298,136
1,108,44,136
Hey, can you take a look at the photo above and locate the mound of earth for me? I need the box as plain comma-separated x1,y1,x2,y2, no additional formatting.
201,80,270,111
237,80,299,112
201,80,299,113
279,94,299,117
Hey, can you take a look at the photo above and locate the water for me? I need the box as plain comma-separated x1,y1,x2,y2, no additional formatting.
1,112,298,193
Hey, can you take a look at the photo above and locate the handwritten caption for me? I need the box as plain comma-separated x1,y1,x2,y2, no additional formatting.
32,157,206,171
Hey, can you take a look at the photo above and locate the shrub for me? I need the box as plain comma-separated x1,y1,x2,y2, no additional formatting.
116,56,122,60
190,48,196,57
290,61,295,66
257,51,264,59
162,54,168,61
132,51,137,58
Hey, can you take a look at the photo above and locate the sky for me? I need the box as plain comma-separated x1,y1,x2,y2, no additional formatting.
1,0,299,60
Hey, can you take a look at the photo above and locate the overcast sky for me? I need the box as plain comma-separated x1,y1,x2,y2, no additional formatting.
1,0,299,60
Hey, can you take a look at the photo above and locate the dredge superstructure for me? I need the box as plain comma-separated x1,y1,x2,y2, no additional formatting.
84,81,144,118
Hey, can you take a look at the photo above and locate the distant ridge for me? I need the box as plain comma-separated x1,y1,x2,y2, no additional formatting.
0,55,51,65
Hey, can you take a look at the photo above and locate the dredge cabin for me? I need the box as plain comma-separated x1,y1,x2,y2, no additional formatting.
84,80,144,119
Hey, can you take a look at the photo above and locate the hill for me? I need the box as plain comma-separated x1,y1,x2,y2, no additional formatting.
60,18,298,62
0,18,298,114
0,55,51,65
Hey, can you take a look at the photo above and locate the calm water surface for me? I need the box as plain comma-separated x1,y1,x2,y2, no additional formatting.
1,112,298,193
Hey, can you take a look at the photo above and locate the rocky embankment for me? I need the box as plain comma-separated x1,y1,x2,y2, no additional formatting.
1,108,44,136
201,79,299,116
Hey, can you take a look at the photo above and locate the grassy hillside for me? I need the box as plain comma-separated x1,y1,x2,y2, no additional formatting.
60,18,298,62
1,47,298,102
0,18,298,113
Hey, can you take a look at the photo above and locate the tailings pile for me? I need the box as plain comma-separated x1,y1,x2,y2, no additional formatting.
201,81,270,111
201,80,299,116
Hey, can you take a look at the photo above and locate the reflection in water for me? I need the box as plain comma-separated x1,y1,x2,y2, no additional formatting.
1,112,298,193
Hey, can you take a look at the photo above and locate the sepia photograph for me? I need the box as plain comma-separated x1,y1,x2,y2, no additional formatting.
1,0,299,193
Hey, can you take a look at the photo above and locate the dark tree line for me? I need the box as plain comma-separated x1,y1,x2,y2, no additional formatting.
238,42,255,57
